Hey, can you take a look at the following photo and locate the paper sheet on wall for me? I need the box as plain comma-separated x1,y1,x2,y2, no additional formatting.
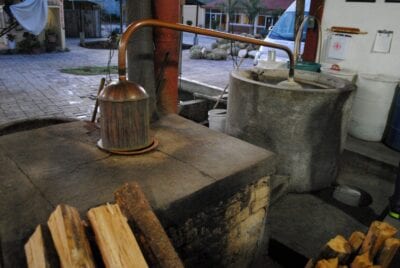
372,31,393,53
327,34,351,60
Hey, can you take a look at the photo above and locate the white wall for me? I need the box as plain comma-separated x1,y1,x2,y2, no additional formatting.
183,5,205,27
321,0,400,77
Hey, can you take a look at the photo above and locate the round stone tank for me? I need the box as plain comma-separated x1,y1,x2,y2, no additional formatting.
226,68,356,192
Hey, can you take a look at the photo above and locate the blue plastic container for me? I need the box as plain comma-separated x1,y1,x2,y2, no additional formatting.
384,87,400,151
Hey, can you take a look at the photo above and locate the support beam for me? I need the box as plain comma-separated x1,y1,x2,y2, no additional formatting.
303,0,325,62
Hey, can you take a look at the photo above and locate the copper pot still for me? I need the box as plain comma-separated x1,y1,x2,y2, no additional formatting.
98,80,151,152
97,19,295,154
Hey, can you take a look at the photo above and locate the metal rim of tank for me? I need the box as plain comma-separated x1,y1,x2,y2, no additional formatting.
231,68,356,93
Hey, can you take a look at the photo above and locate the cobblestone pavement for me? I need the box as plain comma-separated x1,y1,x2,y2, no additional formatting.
0,39,119,125
0,37,253,125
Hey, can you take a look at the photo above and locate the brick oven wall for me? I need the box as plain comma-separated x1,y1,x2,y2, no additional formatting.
168,177,270,267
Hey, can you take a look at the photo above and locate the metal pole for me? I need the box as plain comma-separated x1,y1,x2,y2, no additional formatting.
193,3,199,45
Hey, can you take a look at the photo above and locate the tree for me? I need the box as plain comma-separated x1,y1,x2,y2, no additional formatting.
240,0,266,35
217,0,241,32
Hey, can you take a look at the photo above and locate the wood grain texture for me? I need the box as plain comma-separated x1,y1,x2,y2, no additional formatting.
317,235,351,265
351,251,372,268
47,204,95,268
115,182,184,268
361,221,397,259
377,238,400,268
25,225,49,268
349,232,365,255
315,257,339,268
87,204,148,268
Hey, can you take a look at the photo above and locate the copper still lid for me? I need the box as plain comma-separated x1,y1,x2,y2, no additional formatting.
98,80,149,102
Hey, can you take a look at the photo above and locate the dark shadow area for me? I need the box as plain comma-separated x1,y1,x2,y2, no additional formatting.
268,238,308,268
0,118,77,136
312,186,379,226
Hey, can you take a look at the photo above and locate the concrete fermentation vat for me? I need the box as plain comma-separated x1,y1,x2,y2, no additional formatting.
226,69,356,192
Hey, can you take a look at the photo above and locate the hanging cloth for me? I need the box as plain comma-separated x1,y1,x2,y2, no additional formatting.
10,0,48,35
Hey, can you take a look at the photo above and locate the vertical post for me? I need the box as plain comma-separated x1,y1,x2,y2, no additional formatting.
59,0,66,50
193,2,199,45
294,0,305,42
119,0,123,33
153,0,181,114
302,0,324,62
126,0,156,120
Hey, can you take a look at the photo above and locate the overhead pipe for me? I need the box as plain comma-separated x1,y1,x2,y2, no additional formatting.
118,19,296,83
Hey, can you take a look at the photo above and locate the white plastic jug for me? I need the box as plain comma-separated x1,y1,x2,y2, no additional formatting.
349,73,400,141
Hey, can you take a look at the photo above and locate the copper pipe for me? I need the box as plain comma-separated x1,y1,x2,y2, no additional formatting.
118,19,295,81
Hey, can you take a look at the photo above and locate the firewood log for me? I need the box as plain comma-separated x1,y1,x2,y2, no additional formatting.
47,204,95,267
316,257,339,268
24,225,59,268
114,182,184,268
87,203,148,268
316,235,352,265
361,221,397,259
349,232,366,254
305,259,314,268
377,238,400,268
351,251,373,268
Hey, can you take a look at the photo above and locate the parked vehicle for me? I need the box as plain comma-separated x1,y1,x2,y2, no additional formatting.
254,0,311,63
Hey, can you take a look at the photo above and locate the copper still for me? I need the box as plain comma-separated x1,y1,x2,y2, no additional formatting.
98,80,151,153
98,19,295,154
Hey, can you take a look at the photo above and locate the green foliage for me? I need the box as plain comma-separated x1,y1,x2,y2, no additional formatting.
17,32,41,53
241,0,266,24
6,34,15,41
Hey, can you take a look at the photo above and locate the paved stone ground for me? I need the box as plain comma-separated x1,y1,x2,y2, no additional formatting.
0,36,253,125
0,39,119,124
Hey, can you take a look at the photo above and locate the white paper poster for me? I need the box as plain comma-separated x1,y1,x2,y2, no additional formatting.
327,34,351,60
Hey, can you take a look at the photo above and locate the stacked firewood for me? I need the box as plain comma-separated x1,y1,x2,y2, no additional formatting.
24,183,183,268
305,221,400,268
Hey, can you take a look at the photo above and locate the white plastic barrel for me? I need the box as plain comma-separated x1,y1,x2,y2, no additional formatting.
208,109,226,133
349,73,400,141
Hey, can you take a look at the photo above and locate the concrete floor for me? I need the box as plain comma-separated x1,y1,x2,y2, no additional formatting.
266,138,400,267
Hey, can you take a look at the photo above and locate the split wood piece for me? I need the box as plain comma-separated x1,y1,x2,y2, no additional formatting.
114,182,184,268
377,238,400,268
24,225,59,268
87,203,148,268
349,232,366,255
361,221,398,259
351,251,372,268
47,204,95,268
305,259,314,268
315,257,339,268
317,235,352,265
